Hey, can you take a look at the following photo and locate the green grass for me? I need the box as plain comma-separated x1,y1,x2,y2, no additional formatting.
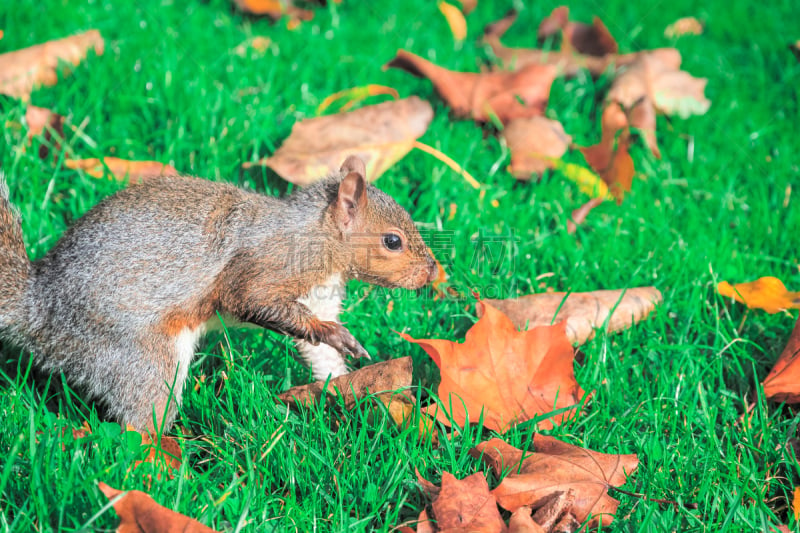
1,0,800,531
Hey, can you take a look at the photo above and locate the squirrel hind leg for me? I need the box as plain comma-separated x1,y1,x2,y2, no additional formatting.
295,273,349,380
101,326,201,431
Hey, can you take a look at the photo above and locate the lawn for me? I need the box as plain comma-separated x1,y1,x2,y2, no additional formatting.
1,0,800,531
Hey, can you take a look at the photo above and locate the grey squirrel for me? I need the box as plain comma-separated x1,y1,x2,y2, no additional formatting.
0,156,436,430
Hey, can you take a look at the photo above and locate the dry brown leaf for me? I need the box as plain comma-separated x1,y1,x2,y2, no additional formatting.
503,117,572,179
244,96,432,186
65,157,179,182
0,30,104,101
482,286,662,346
471,435,638,528
418,472,507,533
607,49,709,155
400,301,585,431
762,317,800,403
136,432,182,471
717,276,800,314
384,50,556,124
231,0,314,22
578,103,637,201
98,482,219,532
483,9,630,77
537,6,618,57
278,356,412,409
25,105,65,160
664,17,704,38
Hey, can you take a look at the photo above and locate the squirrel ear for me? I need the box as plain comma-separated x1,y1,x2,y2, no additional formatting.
335,171,367,230
340,156,367,179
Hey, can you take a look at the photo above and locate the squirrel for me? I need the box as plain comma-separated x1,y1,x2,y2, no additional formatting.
0,156,437,430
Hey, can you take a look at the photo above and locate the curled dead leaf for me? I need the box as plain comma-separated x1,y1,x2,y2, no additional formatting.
482,286,662,345
245,96,433,186
400,301,585,431
538,6,618,57
278,356,412,409
0,30,104,101
471,434,638,528
384,49,556,124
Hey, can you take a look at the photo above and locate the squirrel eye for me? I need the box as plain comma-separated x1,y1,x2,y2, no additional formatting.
382,233,403,252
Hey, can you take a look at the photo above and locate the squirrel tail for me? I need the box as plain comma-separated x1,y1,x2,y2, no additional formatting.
0,173,30,330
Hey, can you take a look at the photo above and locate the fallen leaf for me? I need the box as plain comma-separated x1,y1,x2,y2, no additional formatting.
278,357,412,409
481,286,662,345
502,117,572,178
483,9,628,77
400,301,585,431
606,49,709,156
438,1,467,43
762,317,800,403
664,17,704,38
244,96,433,186
538,6,618,57
384,49,556,124
550,159,611,200
508,506,546,533
471,434,638,528
717,276,800,314
418,472,507,533
98,482,219,532
25,105,65,160
65,157,179,182
0,30,104,101
794,486,800,520
136,431,182,471
567,197,605,234
231,0,314,23
317,84,399,114
458,0,477,15
579,101,639,199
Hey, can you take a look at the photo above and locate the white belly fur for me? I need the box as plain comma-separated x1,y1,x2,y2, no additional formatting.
175,274,348,394
296,273,349,379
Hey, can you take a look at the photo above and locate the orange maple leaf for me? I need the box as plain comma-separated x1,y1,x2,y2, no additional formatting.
762,316,800,403
717,276,800,314
400,301,586,431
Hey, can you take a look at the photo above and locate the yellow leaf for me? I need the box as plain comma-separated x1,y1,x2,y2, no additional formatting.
378,392,438,445
438,1,467,42
317,85,399,114
717,276,800,314
551,159,613,200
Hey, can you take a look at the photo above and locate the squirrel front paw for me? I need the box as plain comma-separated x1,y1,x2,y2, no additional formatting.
312,321,370,359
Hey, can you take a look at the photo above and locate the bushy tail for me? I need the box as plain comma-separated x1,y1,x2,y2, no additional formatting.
0,173,30,329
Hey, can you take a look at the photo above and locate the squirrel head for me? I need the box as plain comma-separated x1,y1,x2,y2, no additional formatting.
326,156,437,290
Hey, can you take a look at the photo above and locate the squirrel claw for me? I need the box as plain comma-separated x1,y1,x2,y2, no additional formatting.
314,321,370,360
